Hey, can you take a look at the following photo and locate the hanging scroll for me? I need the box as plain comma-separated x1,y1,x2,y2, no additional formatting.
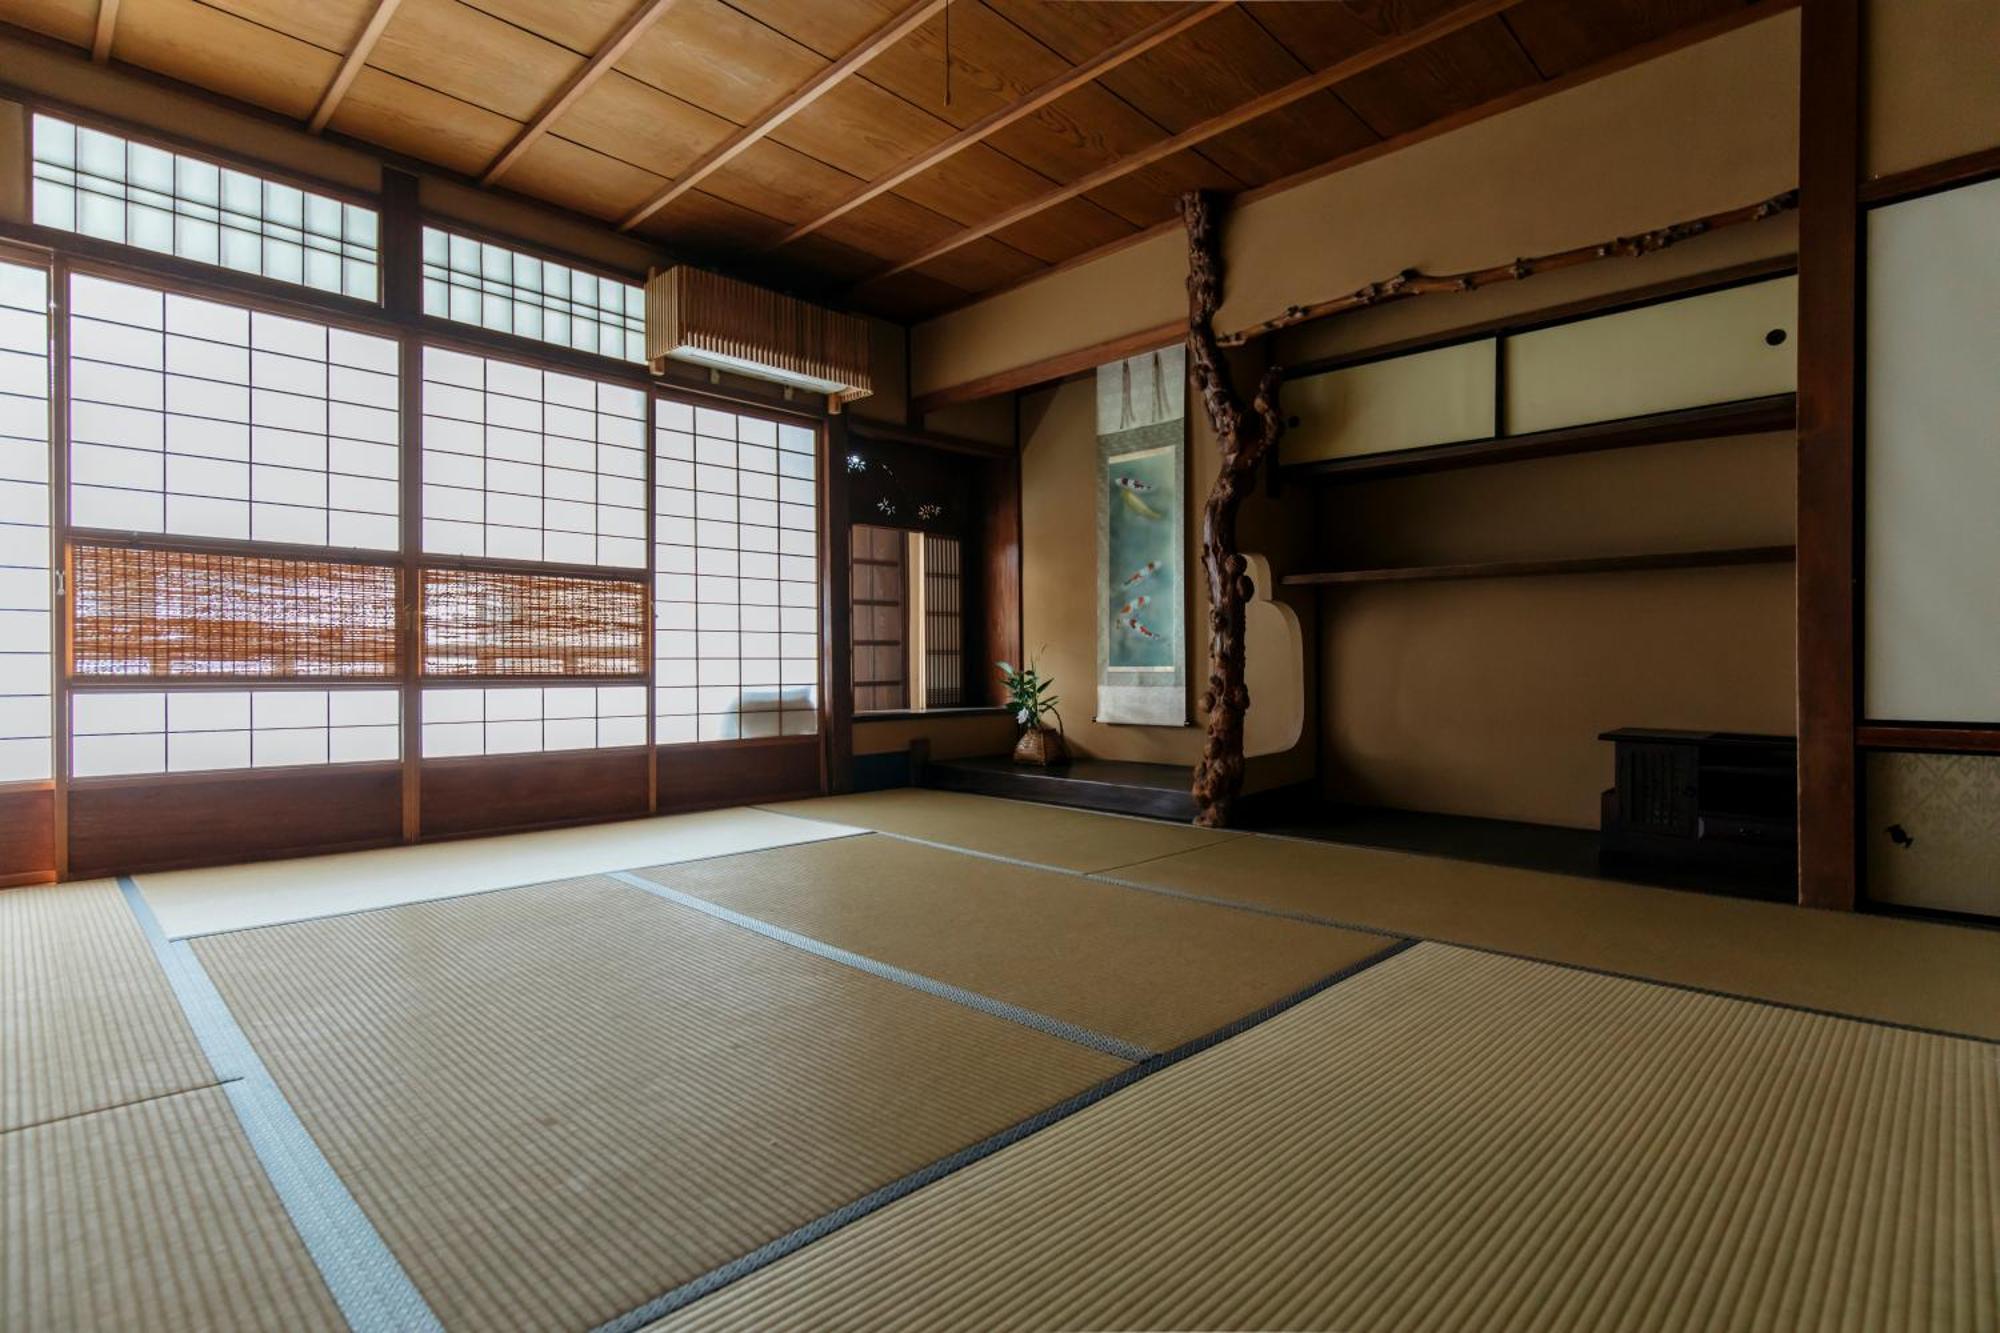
1095,344,1188,726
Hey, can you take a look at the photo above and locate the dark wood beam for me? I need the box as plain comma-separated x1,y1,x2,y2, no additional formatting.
774,1,1231,249
867,0,1529,284
309,0,406,134
1794,0,1861,911
912,320,1183,415
483,0,683,185
619,0,947,232
1284,545,1797,587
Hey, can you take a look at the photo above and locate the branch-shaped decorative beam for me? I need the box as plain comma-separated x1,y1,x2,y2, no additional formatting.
90,0,119,61
619,0,948,233
1182,190,1284,830
309,0,406,134
773,0,1231,250
865,0,1527,285
484,0,683,185
1218,189,1801,346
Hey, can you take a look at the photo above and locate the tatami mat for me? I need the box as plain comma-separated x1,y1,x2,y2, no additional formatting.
1,879,215,1131
137,805,858,938
639,834,1395,1053
760,787,1241,873
193,875,1126,1333
1112,834,2000,1040
656,942,2000,1333
3,1086,342,1332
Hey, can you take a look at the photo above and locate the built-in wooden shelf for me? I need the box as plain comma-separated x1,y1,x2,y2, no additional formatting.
1283,544,1797,588
1283,394,1797,483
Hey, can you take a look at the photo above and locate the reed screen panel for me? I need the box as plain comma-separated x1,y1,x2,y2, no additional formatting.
421,566,646,678
71,543,398,679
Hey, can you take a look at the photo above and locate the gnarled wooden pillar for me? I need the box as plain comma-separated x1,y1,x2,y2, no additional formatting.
1182,190,1284,829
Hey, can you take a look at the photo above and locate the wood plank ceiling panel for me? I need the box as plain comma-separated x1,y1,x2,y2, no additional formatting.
1078,5,1382,183
0,0,99,47
1323,19,1544,137
498,133,667,223
980,83,1238,222
613,0,823,127
769,77,959,181
1500,0,1748,77
451,0,638,54
721,0,908,58
201,0,377,50
331,65,519,174
110,0,339,120
365,0,579,124
556,70,734,186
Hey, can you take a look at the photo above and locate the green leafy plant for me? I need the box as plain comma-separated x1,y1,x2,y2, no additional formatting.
996,658,1063,732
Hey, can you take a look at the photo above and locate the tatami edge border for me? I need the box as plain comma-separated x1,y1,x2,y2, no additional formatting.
590,936,1420,1333
158,821,868,942
608,868,1154,1063
759,805,1999,1049
116,877,444,1333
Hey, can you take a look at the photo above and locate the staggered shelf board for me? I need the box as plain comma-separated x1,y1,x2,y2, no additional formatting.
1282,394,1797,483
1857,724,2000,755
1283,544,1797,588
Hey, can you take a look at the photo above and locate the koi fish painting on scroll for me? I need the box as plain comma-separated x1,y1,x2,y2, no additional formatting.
1095,344,1188,726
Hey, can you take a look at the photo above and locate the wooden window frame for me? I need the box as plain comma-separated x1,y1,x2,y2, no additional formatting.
0,139,842,878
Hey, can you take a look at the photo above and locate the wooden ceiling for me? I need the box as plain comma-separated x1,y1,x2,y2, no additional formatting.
3,0,1767,321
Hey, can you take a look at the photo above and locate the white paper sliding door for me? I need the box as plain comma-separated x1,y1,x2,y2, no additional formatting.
1864,177,2000,722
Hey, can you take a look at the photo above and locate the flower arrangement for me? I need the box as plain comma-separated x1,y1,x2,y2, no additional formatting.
997,658,1068,766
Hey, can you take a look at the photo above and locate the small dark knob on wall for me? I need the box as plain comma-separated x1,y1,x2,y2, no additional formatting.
1886,823,1915,849
1764,328,1788,347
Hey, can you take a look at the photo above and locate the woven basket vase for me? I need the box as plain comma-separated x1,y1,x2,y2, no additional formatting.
1012,723,1069,767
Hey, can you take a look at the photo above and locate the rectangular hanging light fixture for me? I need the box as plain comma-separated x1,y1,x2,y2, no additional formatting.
646,266,874,407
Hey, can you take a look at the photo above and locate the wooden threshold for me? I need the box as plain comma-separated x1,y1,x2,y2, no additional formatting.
1284,395,1797,483
1284,545,1796,587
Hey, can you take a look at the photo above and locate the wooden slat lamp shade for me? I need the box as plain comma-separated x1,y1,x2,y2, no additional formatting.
421,567,647,678
71,544,400,679
646,266,873,404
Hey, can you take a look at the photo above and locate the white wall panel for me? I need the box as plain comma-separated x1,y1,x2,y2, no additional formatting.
1504,277,1796,434
1864,178,2000,722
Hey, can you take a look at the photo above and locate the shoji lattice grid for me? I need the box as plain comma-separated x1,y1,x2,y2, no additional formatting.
31,115,379,301
420,347,647,567
70,688,400,776
922,533,964,708
67,273,400,549
0,260,52,783
419,685,646,756
654,400,819,743
422,228,644,363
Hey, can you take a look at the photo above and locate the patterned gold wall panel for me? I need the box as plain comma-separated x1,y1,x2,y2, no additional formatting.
1866,751,2000,918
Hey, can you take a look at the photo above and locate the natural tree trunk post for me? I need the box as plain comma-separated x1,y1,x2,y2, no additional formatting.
1182,190,1284,829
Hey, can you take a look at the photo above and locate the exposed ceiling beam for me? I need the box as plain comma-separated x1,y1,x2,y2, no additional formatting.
618,0,948,233
773,0,1232,250
89,0,119,62
308,0,406,134
866,0,1531,284
483,0,683,185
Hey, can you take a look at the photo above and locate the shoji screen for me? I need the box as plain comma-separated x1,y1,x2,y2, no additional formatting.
653,400,819,742
1864,177,2000,722
0,259,51,783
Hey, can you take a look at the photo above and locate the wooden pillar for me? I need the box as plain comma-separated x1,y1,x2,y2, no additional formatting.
1794,0,1862,909
823,413,854,794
